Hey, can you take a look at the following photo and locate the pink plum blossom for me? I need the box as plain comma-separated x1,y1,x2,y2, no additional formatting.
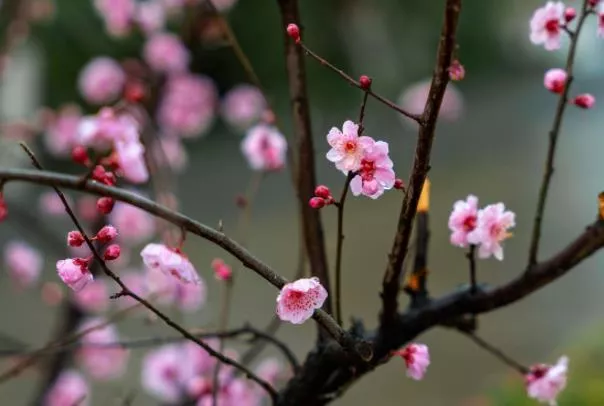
448,195,479,248
398,80,463,125
573,93,595,109
544,68,567,94
144,264,207,311
326,120,373,173
142,344,188,402
73,279,110,313
77,196,100,222
114,139,149,183
143,32,190,74
221,84,267,131
526,356,568,405
77,57,125,105
56,258,93,291
241,124,287,171
467,203,516,260
109,202,155,246
77,108,139,149
77,319,129,380
94,0,135,37
3,241,42,288
157,74,218,138
43,104,82,157
394,343,430,381
135,0,166,34
529,2,565,51
276,277,328,324
141,243,201,284
116,269,148,309
349,139,395,199
43,369,89,406
255,358,284,386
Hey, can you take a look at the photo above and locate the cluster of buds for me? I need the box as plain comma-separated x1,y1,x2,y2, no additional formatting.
543,68,595,109
67,225,120,261
308,185,335,209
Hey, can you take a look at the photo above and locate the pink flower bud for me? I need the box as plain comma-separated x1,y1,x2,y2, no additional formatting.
211,258,232,281
394,178,405,190
71,146,89,165
124,81,146,103
92,165,106,182
573,93,595,109
57,258,93,291
286,23,300,43
309,197,325,209
448,60,465,81
0,195,7,222
314,185,331,199
544,68,567,94
564,7,576,22
96,225,118,243
359,75,372,89
103,244,121,261
589,0,598,7
97,197,115,214
67,231,85,247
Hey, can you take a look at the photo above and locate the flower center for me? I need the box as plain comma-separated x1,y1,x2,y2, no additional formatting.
344,141,356,153
360,159,376,181
463,216,476,232
545,19,559,34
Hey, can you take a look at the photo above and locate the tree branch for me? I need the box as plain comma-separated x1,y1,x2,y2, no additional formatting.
528,0,591,265
277,0,332,317
380,0,462,330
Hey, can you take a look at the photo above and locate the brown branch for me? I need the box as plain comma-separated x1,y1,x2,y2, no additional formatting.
528,0,591,265
277,0,332,320
298,43,421,122
467,245,477,295
333,173,353,327
16,146,278,402
380,0,462,330
0,168,363,355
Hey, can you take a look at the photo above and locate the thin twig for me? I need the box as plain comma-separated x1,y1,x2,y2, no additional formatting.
528,0,591,266
333,172,353,326
17,144,278,402
298,43,421,123
462,331,528,374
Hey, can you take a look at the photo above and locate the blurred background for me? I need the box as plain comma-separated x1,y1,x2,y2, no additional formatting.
1,0,604,405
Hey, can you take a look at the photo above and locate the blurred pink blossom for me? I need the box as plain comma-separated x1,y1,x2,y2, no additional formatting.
135,0,166,34
43,104,82,157
529,2,565,51
153,136,189,172
115,139,149,184
255,358,284,386
77,319,129,381
141,243,201,284
143,32,190,74
77,57,125,104
94,0,135,36
77,108,139,149
43,369,89,406
276,277,328,324
241,124,287,171
544,68,567,94
221,84,266,131
211,258,232,281
394,343,430,381
141,344,188,402
349,139,395,199
73,279,110,313
157,74,218,138
3,241,42,288
109,202,156,246
526,356,568,405
398,80,463,125
448,195,479,248
598,3,604,37
39,191,73,216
